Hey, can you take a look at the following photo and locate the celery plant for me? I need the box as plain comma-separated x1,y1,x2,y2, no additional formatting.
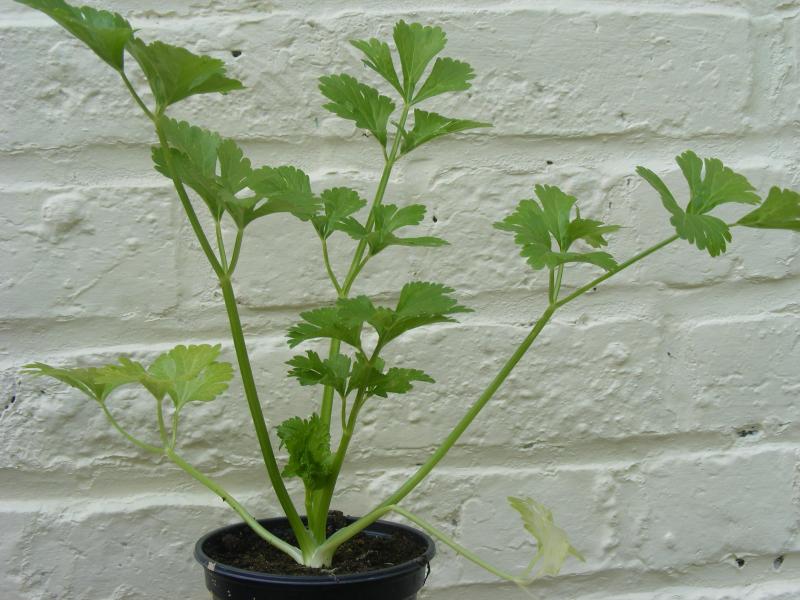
16,0,800,583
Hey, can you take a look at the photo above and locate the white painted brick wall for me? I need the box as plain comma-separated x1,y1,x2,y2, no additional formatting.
1,1,799,598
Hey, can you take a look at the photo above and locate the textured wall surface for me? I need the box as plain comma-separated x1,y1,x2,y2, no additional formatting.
1,1,799,598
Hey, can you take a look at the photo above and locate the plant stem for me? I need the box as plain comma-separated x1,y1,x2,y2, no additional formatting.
228,229,244,274
321,237,342,295
154,120,225,280
321,233,683,554
100,404,162,454
215,220,229,271
166,448,304,564
119,71,155,122
218,275,312,550
318,104,411,428
554,234,679,309
156,397,169,447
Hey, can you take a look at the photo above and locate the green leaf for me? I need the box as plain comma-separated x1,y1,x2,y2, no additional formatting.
147,344,233,411
319,74,396,147
738,187,800,231
677,151,760,214
287,351,351,398
393,20,446,100
246,165,320,223
413,57,475,104
372,281,471,347
312,187,367,239
350,37,403,96
347,356,434,398
16,0,133,71
637,152,760,257
400,109,490,155
339,203,448,255
22,362,121,404
495,186,620,272
277,413,333,491
287,297,376,350
95,357,169,401
508,496,584,580
127,38,243,109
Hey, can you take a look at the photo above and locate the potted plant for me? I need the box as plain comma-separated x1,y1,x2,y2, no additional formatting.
12,1,800,598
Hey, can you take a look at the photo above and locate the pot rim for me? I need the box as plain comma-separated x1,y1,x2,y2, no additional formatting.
194,515,436,586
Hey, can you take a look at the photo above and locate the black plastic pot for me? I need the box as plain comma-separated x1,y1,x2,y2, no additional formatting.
194,517,436,600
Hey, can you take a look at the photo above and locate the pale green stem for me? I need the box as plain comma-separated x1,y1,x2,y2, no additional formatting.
554,234,679,309
119,71,155,122
318,104,411,430
228,229,244,274
321,236,342,295
156,398,168,447
548,269,555,304
166,448,304,564
553,264,565,301
323,234,683,554
170,411,179,450
100,404,162,454
215,220,229,271
219,275,312,550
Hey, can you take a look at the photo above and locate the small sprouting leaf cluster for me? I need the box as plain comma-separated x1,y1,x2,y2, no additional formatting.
24,345,233,445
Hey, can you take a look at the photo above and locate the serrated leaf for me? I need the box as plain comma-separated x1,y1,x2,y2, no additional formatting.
508,496,584,580
347,356,434,398
277,413,333,491
95,356,169,400
313,187,367,239
287,297,376,350
373,281,471,346
677,151,760,214
738,187,800,232
22,362,121,404
413,57,475,104
319,74,396,147
287,351,351,398
147,344,233,411
350,37,403,96
637,152,759,257
346,203,448,255
16,0,133,71
401,109,490,155
246,165,320,223
393,20,447,100
495,186,620,272
127,38,243,109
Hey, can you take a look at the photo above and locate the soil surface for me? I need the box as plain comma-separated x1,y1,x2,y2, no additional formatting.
203,511,429,576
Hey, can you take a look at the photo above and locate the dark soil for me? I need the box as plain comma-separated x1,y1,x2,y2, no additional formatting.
203,511,428,576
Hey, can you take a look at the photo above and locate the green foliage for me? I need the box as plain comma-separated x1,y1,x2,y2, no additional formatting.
312,188,367,239
15,0,133,71
401,110,490,155
153,118,318,226
287,282,470,351
127,39,243,110
637,151,761,257
319,74,396,147
24,345,233,414
393,20,447,100
495,185,620,271
738,187,800,231
247,165,320,223
338,203,447,255
350,37,403,96
277,414,333,491
98,344,233,412
287,351,351,398
22,363,122,404
508,496,584,579
413,57,475,104
347,357,434,398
